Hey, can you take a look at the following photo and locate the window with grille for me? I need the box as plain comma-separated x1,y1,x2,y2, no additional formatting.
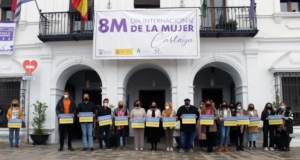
0,77,23,127
275,72,300,125
0,0,14,21
280,0,300,12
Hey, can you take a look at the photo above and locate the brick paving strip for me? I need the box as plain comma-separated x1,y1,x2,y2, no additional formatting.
0,141,299,160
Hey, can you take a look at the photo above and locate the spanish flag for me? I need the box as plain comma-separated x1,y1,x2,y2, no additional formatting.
72,0,88,21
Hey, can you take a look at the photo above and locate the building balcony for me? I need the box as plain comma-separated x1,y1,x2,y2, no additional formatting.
38,6,259,42
38,11,93,42
200,6,259,37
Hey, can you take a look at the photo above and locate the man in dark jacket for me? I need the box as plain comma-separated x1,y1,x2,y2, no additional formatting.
176,98,199,153
56,90,76,151
96,98,112,150
77,93,95,151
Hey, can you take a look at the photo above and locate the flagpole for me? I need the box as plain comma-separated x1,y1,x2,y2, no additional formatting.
34,0,41,13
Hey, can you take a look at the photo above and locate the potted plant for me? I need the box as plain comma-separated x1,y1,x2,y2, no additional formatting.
272,94,280,112
225,19,238,30
30,101,50,145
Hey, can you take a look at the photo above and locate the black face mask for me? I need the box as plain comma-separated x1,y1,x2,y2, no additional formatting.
151,106,156,109
84,98,89,101
135,104,140,107
267,106,272,109
119,105,123,109
12,104,18,107
222,105,227,108
230,105,234,108
250,107,254,110
206,104,211,107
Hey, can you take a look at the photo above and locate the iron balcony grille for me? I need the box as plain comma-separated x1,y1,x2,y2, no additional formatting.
0,77,25,128
0,0,13,7
274,72,300,125
38,10,94,42
200,6,258,37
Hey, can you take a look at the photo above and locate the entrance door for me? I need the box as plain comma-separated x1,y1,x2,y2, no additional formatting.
202,89,223,109
139,90,165,111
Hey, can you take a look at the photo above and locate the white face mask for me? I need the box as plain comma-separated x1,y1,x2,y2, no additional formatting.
165,106,169,109
64,95,69,99
104,103,108,107
237,106,242,110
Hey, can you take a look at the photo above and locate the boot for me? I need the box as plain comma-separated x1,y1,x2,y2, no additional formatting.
224,146,229,152
199,140,203,147
203,141,207,147
217,146,222,152
253,141,256,149
248,141,252,149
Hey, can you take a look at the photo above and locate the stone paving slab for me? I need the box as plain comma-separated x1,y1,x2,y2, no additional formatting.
0,140,299,160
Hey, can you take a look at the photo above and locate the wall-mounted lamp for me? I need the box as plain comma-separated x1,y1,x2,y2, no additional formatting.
210,78,214,87
152,79,156,87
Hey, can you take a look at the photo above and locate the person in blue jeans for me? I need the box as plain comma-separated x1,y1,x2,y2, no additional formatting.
217,101,232,152
6,99,23,148
77,93,95,151
97,98,112,151
176,98,199,153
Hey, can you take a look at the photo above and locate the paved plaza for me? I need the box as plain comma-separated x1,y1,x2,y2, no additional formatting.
0,139,299,160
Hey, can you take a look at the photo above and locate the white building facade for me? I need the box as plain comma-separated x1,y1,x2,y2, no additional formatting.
0,0,299,147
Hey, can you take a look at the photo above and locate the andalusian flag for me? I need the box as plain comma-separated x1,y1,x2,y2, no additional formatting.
201,0,207,18
72,0,88,21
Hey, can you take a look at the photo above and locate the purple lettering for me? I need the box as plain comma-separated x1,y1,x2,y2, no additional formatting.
131,25,138,32
151,32,164,48
110,19,127,32
161,25,170,32
98,19,109,33
188,25,194,31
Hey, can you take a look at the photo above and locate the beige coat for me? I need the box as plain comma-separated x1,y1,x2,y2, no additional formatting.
246,110,259,133
162,109,176,130
201,108,218,133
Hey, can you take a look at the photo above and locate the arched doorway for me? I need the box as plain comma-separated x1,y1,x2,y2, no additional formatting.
126,68,171,136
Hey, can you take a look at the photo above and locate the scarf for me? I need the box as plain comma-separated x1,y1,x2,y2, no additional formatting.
164,107,172,117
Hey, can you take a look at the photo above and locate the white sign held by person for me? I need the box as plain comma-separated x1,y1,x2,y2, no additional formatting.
93,9,200,59
0,21,16,55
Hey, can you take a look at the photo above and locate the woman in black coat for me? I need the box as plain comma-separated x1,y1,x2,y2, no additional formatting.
280,105,293,151
261,103,275,151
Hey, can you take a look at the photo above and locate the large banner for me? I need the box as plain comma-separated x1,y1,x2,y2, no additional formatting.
0,21,16,55
93,9,200,59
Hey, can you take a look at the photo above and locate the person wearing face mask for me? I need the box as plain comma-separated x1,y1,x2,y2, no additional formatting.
130,100,146,151
261,102,275,151
56,90,76,151
162,102,177,152
235,102,246,151
77,93,95,151
6,99,23,148
176,98,199,153
96,98,112,151
217,101,232,152
246,103,259,149
113,101,130,150
201,100,218,153
146,101,162,151
197,103,206,148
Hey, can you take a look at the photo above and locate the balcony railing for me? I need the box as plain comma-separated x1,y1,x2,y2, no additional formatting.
200,6,258,37
38,11,93,42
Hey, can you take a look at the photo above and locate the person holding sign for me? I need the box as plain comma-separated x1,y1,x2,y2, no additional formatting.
261,103,275,151
201,100,218,153
56,90,76,151
217,101,232,152
176,98,199,153
6,99,23,148
246,103,259,149
162,102,177,152
77,93,95,151
96,98,112,151
235,102,246,151
113,101,130,150
146,101,161,152
276,102,293,151
131,100,146,151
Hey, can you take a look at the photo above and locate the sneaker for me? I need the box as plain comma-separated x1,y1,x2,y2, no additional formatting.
135,148,138,151
179,149,185,153
82,148,87,151
58,147,63,151
264,147,269,151
285,148,290,152
123,147,127,150
106,148,112,151
166,147,170,152
10,145,14,148
68,147,75,151
189,149,194,153
90,148,94,151
170,147,173,152
270,147,274,151
140,148,143,151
